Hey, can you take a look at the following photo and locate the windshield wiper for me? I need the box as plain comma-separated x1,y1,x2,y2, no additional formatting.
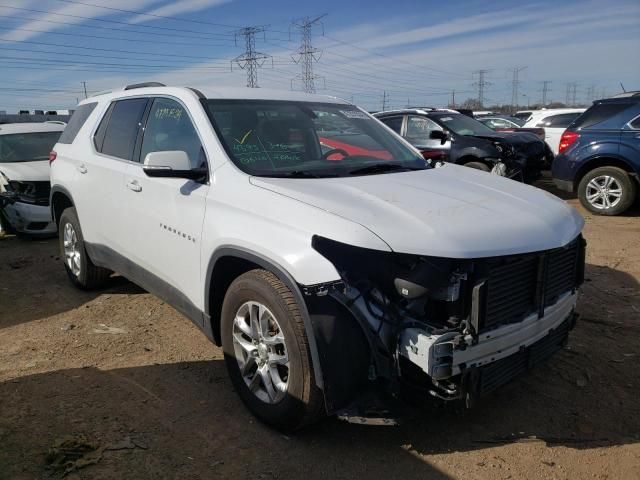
348,163,421,176
263,170,336,178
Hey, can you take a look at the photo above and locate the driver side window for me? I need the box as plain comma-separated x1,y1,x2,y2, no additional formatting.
140,98,204,168
405,115,441,144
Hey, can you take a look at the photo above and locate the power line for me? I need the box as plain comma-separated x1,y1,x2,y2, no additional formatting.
0,25,234,48
233,26,272,88
0,4,235,38
51,0,241,29
290,14,326,94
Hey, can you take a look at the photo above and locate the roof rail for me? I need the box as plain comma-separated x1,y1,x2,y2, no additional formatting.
187,87,205,99
89,89,112,98
124,82,166,91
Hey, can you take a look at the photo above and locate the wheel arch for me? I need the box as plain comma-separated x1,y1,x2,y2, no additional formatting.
205,246,325,389
574,156,638,190
50,185,75,229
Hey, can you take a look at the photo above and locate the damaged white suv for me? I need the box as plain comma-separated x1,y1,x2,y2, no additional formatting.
50,84,585,431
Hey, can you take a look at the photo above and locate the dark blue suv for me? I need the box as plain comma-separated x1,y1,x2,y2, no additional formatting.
552,97,640,215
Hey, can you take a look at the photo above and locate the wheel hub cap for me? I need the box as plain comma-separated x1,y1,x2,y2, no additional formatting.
232,301,289,404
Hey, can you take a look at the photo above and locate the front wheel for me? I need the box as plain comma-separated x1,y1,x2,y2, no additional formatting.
464,161,490,172
578,166,636,215
221,269,324,431
58,207,111,289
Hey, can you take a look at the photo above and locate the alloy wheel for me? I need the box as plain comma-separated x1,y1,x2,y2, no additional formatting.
232,301,289,404
585,175,623,210
63,222,81,277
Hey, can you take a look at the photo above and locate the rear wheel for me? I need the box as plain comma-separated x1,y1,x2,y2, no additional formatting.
221,269,324,431
58,207,111,289
578,166,636,215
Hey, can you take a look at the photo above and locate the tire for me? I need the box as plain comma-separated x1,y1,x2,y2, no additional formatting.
578,166,636,216
464,161,490,172
221,269,324,431
58,207,111,289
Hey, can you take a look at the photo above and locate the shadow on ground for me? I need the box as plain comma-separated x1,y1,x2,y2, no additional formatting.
0,262,638,479
0,236,145,330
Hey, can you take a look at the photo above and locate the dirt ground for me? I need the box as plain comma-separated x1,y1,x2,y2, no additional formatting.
1,177,639,480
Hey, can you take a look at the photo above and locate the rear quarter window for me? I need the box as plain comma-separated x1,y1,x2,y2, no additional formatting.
58,102,97,144
572,103,632,129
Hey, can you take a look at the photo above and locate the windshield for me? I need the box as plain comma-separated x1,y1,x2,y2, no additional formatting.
431,113,497,136
204,100,427,178
0,131,61,163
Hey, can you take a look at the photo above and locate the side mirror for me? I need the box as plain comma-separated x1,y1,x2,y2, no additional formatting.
429,130,449,144
142,151,207,181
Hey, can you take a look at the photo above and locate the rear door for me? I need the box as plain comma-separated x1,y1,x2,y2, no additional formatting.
123,96,209,309
621,114,640,174
72,97,148,250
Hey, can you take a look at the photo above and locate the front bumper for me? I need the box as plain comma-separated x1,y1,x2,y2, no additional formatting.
1,200,56,235
400,291,577,383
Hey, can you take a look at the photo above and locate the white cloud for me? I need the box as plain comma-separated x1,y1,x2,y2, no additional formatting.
0,0,160,42
128,0,232,25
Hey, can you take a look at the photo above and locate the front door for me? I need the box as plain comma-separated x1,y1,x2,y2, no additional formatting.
123,97,209,312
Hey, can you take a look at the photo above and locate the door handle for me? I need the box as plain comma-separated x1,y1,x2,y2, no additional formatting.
126,180,142,192
77,164,87,174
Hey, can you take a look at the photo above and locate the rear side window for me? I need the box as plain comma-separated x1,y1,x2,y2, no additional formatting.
536,113,581,128
379,116,403,134
99,98,148,160
572,103,631,129
629,116,640,129
58,102,97,144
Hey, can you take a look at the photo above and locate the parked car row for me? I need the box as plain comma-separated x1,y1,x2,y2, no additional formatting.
375,108,548,183
1,83,636,432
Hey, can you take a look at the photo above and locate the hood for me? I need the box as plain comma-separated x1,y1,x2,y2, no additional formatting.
474,131,542,147
250,164,584,259
0,161,50,182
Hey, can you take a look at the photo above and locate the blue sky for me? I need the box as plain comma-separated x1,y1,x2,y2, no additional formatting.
0,0,638,112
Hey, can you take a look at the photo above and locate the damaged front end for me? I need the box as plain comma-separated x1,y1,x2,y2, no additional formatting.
0,172,55,235
306,235,585,416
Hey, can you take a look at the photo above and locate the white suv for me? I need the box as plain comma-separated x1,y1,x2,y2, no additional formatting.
50,83,586,430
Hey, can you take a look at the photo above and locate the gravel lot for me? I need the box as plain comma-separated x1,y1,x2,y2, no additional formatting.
1,178,639,480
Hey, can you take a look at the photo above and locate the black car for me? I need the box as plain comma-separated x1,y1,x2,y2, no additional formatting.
375,108,548,183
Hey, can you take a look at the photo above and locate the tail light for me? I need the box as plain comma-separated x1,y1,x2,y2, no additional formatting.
558,131,579,154
49,151,57,164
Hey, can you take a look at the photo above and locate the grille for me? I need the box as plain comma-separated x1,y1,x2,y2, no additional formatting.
544,240,579,306
484,254,539,329
481,237,582,331
475,317,571,396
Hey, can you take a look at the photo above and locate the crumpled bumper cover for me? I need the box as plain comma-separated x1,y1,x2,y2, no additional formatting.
400,291,577,382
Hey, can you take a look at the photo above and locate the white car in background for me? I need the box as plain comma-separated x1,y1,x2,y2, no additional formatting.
523,108,586,155
0,122,65,236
